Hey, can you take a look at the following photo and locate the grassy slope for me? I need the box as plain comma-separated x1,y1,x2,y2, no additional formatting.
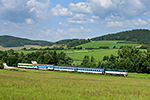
77,41,141,48
64,49,118,64
0,69,150,100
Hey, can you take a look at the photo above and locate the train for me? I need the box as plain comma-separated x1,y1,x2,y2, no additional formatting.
17,63,128,77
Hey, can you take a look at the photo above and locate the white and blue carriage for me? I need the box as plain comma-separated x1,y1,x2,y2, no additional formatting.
17,63,128,77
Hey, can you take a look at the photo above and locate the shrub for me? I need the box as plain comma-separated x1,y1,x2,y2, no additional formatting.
0,61,4,69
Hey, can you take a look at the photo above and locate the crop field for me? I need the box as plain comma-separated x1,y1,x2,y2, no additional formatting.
77,41,141,48
0,69,150,100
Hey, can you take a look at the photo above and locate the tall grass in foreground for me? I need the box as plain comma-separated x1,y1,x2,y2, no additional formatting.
0,70,150,100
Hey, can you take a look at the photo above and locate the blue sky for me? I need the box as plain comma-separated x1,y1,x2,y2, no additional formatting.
0,0,150,42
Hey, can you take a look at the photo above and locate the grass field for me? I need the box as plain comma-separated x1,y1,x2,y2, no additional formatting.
0,69,150,100
64,49,118,64
77,41,141,48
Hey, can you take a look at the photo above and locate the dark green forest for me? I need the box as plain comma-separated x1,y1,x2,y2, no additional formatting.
56,39,90,48
0,36,90,48
91,29,150,44
0,35,53,47
0,50,73,68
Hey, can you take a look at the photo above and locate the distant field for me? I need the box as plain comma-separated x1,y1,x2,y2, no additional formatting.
0,45,43,51
77,41,141,48
64,49,118,64
0,44,67,51
16,50,37,54
0,69,150,100
1,40,141,51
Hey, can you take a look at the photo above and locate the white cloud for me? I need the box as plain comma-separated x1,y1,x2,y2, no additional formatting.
40,27,93,41
51,4,73,17
107,21,123,27
86,0,149,20
59,22,68,26
69,14,86,20
56,27,92,38
25,18,35,24
41,29,61,41
67,14,98,24
92,15,100,19
133,19,147,26
69,2,92,14
107,19,148,27
0,0,51,23
67,14,88,24
68,20,88,24
148,19,150,23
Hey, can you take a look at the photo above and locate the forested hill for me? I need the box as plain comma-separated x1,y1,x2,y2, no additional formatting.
55,39,90,48
0,35,53,47
91,29,150,44
1,29,150,47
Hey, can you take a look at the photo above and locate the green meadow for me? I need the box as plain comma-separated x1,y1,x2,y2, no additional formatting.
65,49,118,64
77,41,141,48
0,69,150,100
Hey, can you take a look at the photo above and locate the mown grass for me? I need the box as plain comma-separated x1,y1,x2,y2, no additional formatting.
77,41,141,48
0,69,150,100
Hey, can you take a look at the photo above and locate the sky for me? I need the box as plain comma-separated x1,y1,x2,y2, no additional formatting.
0,0,150,42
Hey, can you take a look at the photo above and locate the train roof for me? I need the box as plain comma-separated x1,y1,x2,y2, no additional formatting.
54,66,105,70
34,64,54,66
18,63,33,65
18,63,54,66
77,67,105,70
105,68,127,72
54,66,76,68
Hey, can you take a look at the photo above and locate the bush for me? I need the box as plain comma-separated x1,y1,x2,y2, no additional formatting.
0,61,4,69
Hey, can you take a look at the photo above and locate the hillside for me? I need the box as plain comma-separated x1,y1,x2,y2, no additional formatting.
91,29,150,44
1,29,150,48
0,35,53,47
76,41,141,49
55,39,90,48
0,35,90,48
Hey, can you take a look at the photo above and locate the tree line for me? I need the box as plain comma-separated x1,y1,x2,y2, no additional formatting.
0,50,74,69
91,29,150,44
0,35,53,47
0,36,90,48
